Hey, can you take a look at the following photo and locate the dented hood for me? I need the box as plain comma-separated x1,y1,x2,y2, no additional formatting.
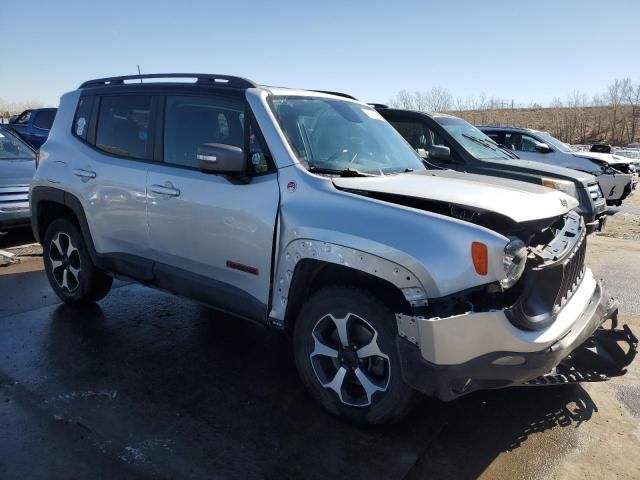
573,151,632,166
332,170,578,223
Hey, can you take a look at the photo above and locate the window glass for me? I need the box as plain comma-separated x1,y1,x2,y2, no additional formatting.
164,95,245,168
268,96,425,175
96,96,152,159
504,133,541,152
33,110,56,130
73,97,94,140
434,117,513,160
520,134,540,152
14,111,32,125
0,128,35,159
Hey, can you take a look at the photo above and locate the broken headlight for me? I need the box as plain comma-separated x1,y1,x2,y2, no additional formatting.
541,178,578,200
501,238,527,289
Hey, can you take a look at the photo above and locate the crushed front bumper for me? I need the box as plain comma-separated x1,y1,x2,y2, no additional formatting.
396,278,637,401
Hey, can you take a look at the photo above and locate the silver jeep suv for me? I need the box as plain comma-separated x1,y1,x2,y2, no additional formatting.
30,74,636,424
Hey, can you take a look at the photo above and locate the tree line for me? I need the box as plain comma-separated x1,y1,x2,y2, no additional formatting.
388,78,640,146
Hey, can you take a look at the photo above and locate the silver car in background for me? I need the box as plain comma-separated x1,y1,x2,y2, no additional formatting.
480,126,636,206
0,125,35,231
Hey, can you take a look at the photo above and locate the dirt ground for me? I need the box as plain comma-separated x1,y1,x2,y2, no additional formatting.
477,193,640,480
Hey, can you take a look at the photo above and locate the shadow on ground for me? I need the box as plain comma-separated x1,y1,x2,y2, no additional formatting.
0,227,35,249
0,283,598,480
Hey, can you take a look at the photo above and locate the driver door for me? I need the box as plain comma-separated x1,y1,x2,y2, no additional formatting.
147,94,280,322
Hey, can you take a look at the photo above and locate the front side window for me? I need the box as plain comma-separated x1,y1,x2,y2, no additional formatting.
95,95,152,159
164,95,245,169
388,119,460,163
33,110,56,130
268,96,425,175
0,128,35,159
504,132,545,153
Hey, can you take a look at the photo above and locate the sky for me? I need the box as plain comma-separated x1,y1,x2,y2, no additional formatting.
2,0,639,107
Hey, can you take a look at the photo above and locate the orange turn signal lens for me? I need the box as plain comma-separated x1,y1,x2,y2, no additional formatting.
471,242,488,275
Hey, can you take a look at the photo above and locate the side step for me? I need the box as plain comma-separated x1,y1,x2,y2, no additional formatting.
524,322,638,387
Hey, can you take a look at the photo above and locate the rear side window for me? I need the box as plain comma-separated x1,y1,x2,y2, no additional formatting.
164,95,245,168
33,110,56,130
73,96,95,140
96,95,152,159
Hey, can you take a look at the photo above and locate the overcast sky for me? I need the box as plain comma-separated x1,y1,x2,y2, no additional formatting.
2,0,639,106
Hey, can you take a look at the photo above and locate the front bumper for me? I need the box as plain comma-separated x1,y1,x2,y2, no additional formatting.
396,273,635,401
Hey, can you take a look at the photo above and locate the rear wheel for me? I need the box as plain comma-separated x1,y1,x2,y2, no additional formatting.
43,218,113,304
293,285,420,424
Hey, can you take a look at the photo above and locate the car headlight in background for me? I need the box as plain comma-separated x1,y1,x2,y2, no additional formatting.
541,178,578,199
501,238,527,289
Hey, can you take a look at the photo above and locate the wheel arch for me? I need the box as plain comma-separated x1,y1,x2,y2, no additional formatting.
270,239,429,330
31,186,98,261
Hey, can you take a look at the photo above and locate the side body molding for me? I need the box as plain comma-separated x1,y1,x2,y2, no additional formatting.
269,238,429,324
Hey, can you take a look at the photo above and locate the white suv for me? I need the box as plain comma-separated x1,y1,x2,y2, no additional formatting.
30,74,636,424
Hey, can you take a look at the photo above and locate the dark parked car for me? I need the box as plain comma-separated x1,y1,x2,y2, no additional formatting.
0,125,36,230
8,108,57,149
375,107,607,233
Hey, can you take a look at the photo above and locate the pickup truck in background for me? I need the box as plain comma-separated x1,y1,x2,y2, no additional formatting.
8,108,57,149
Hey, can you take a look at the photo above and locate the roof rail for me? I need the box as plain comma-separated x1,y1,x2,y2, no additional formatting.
368,103,389,109
309,90,358,100
79,73,257,89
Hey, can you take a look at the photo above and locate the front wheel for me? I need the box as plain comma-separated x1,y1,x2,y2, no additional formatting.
293,286,420,424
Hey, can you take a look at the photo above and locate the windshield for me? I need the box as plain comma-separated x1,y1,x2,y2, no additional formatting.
0,128,35,160
433,116,513,160
268,96,426,175
536,131,573,153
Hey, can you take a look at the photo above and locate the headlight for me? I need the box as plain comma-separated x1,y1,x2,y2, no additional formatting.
541,178,578,199
501,239,527,289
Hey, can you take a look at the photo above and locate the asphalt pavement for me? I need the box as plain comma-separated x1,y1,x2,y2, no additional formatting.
0,220,638,479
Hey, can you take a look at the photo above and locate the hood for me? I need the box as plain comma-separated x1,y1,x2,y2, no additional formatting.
573,151,632,166
332,170,578,224
483,159,595,183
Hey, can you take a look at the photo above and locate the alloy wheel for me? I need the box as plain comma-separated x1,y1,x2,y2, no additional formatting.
310,312,391,407
49,232,82,293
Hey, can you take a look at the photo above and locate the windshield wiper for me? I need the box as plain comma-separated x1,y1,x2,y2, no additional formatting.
462,133,500,151
308,166,376,177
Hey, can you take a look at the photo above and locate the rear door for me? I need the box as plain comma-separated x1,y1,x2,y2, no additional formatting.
146,93,280,321
71,94,153,276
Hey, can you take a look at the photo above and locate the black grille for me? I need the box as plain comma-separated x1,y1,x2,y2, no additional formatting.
554,230,587,311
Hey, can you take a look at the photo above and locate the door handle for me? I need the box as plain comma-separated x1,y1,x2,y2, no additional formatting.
150,184,181,197
72,168,96,179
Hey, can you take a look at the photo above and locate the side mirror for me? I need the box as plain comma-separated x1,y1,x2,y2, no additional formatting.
534,142,551,153
197,143,246,174
427,145,451,161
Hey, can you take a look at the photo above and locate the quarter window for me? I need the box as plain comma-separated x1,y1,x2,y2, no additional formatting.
73,97,94,140
95,95,152,159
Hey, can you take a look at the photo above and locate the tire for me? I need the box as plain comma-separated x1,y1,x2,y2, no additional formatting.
293,285,420,424
43,218,113,304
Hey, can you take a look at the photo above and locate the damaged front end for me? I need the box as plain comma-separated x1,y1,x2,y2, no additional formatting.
395,211,638,401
